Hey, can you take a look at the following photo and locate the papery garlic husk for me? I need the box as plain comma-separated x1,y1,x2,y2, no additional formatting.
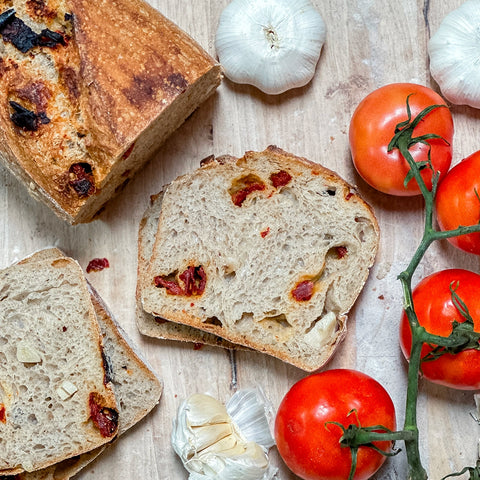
171,389,277,480
429,0,480,108
215,0,326,95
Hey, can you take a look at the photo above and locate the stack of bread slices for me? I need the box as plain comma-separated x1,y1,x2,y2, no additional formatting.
0,248,162,478
136,146,380,372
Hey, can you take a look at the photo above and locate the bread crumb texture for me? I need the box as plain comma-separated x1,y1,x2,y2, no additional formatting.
140,146,379,371
0,258,118,474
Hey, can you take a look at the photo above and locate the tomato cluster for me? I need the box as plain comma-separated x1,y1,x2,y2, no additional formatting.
274,83,480,480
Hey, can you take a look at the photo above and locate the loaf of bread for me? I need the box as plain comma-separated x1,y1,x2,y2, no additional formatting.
0,256,118,474
0,0,221,224
139,146,379,371
11,248,163,480
136,191,241,349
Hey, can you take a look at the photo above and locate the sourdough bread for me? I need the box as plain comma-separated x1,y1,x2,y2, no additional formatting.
0,0,221,224
12,248,163,480
139,146,379,371
0,257,118,474
136,192,241,349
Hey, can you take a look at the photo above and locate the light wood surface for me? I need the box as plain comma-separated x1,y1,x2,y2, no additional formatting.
2,1,480,478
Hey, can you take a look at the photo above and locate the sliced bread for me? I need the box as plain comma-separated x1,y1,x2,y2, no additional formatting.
0,256,118,474
136,192,241,349
13,248,163,480
139,146,379,371
0,0,221,224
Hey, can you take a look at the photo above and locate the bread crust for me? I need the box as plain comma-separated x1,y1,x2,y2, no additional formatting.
11,248,162,480
0,0,221,223
139,146,380,371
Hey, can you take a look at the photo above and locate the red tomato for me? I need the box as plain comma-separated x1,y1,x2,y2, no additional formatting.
349,83,453,196
400,269,480,390
435,151,480,255
274,369,396,480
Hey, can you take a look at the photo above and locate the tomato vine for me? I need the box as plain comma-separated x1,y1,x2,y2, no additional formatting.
341,97,480,480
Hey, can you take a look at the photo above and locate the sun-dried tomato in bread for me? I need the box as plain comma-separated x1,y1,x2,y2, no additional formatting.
88,392,118,438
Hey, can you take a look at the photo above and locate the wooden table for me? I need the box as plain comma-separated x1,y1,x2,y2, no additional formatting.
2,1,480,478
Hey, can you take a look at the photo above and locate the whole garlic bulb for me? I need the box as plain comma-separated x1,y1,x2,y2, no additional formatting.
429,0,480,108
215,0,326,95
171,389,276,480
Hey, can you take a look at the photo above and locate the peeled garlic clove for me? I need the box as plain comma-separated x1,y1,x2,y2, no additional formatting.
429,0,480,108
185,393,232,426
171,390,277,479
215,0,326,95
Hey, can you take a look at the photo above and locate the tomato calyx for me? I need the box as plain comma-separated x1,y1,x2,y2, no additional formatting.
326,410,404,480
421,282,480,362
387,95,450,191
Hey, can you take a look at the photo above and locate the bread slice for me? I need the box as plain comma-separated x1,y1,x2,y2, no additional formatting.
0,0,221,224
13,248,163,480
140,146,379,371
136,192,241,349
0,257,118,474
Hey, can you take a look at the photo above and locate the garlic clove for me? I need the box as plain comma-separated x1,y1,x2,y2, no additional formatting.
215,0,326,95
429,0,480,108
190,423,234,452
185,393,231,426
171,389,277,479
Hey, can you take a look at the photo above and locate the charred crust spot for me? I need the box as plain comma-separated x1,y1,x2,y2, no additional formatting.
270,170,292,189
9,101,50,131
0,9,66,53
88,392,118,438
124,71,189,108
68,163,96,197
101,351,114,385
229,174,266,207
0,9,16,30
154,266,207,297
164,73,188,94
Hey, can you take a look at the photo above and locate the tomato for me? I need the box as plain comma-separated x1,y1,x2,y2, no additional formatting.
400,269,480,390
435,150,480,255
274,369,396,480
349,83,453,196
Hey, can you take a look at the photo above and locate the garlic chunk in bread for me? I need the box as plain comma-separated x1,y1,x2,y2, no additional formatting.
140,146,379,371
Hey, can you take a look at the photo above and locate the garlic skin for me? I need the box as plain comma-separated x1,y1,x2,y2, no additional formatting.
171,389,276,480
429,0,480,108
215,0,326,95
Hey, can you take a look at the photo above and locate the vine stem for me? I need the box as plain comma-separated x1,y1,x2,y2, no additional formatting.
394,114,480,480
341,99,480,480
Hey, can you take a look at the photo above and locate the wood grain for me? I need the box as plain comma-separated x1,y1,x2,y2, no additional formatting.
1,1,480,478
